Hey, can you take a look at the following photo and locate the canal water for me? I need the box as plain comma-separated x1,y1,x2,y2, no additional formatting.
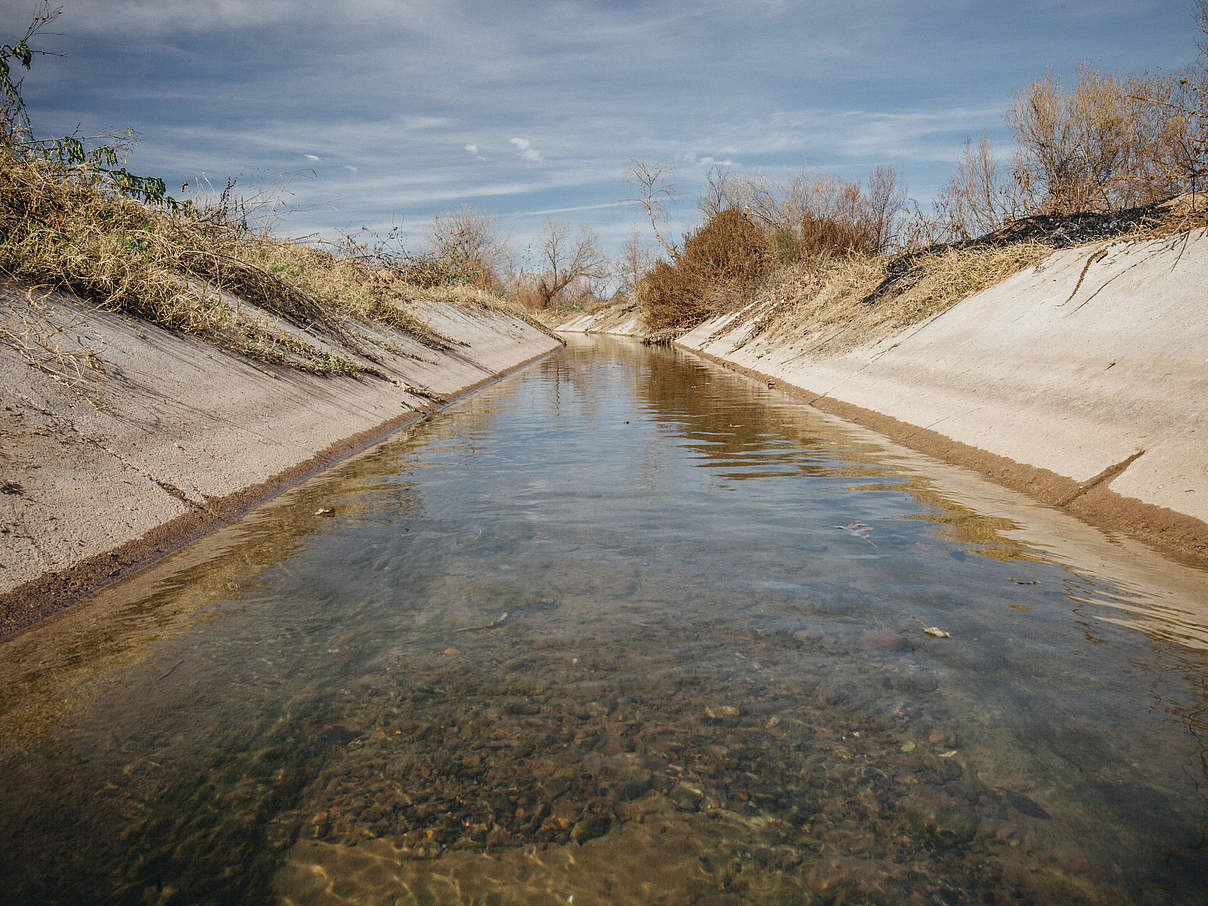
2,335,1207,905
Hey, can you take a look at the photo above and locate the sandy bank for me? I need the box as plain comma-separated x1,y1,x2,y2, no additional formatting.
0,285,561,636
670,231,1208,562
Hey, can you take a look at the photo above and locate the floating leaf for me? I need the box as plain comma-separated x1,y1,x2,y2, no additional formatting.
913,617,951,638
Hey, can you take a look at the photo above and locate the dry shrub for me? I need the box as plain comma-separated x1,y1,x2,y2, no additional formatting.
1008,68,1151,215
641,210,769,330
680,209,768,283
699,167,906,255
928,137,1022,242
798,210,874,258
426,204,509,290
641,260,708,331
921,26,1207,246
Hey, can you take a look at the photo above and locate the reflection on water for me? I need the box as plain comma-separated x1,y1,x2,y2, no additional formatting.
2,335,1208,904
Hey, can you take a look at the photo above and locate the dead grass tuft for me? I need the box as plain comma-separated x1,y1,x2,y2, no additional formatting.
0,284,105,395
739,241,1052,355
0,141,512,376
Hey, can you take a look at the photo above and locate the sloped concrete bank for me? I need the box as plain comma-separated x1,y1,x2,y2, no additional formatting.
557,304,646,336
0,286,562,637
675,231,1208,563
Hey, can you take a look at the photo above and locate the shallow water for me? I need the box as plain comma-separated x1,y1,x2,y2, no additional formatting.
2,335,1208,905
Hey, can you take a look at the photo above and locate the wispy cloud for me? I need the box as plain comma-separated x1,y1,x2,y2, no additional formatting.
504,199,641,218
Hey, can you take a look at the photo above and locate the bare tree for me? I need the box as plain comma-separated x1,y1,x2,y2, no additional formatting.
537,221,607,308
861,165,907,252
625,159,679,260
932,138,1019,240
429,204,509,285
698,164,737,220
614,231,654,298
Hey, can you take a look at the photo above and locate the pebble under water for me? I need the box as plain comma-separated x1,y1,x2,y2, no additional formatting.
1,335,1207,904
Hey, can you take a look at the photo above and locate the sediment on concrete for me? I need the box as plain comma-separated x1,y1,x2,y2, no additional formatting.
0,286,562,637
672,231,1208,564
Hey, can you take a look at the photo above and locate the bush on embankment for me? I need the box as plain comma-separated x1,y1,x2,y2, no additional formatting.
640,210,769,331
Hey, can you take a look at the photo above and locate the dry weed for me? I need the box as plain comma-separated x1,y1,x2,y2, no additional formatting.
0,284,105,394
0,144,515,377
735,242,1051,355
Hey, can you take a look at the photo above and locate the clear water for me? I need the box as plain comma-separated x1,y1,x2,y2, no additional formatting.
2,335,1207,905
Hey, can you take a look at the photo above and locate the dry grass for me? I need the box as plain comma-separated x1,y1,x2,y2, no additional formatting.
736,241,1053,355
0,143,515,376
0,283,105,396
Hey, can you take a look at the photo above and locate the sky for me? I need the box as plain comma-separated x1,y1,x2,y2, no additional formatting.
3,0,1201,265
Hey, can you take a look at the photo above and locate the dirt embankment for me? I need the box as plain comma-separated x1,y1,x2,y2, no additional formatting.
0,286,561,637
673,231,1208,563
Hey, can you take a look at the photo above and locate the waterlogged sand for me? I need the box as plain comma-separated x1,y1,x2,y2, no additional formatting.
670,231,1208,562
0,285,560,634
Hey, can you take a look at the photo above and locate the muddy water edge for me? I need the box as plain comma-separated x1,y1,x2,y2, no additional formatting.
1,334,1207,905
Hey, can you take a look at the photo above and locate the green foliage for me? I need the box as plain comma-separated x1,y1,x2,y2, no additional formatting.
0,39,33,102
1,9,176,209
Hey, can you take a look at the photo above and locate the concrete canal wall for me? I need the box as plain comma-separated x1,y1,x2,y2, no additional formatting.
674,231,1208,562
0,286,561,635
557,304,646,336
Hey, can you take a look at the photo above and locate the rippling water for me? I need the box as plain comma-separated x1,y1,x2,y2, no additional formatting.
2,335,1207,904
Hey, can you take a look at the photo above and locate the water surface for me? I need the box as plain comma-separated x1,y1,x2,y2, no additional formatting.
2,335,1207,904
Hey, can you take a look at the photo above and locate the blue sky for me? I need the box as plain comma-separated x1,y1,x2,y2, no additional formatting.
4,0,1200,262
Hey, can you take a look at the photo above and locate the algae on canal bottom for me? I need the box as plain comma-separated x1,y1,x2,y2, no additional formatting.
1,335,1207,904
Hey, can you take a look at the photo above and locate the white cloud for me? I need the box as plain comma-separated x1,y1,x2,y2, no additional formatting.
344,165,358,176
509,137,544,163
464,143,478,154
304,153,321,161
683,152,740,169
